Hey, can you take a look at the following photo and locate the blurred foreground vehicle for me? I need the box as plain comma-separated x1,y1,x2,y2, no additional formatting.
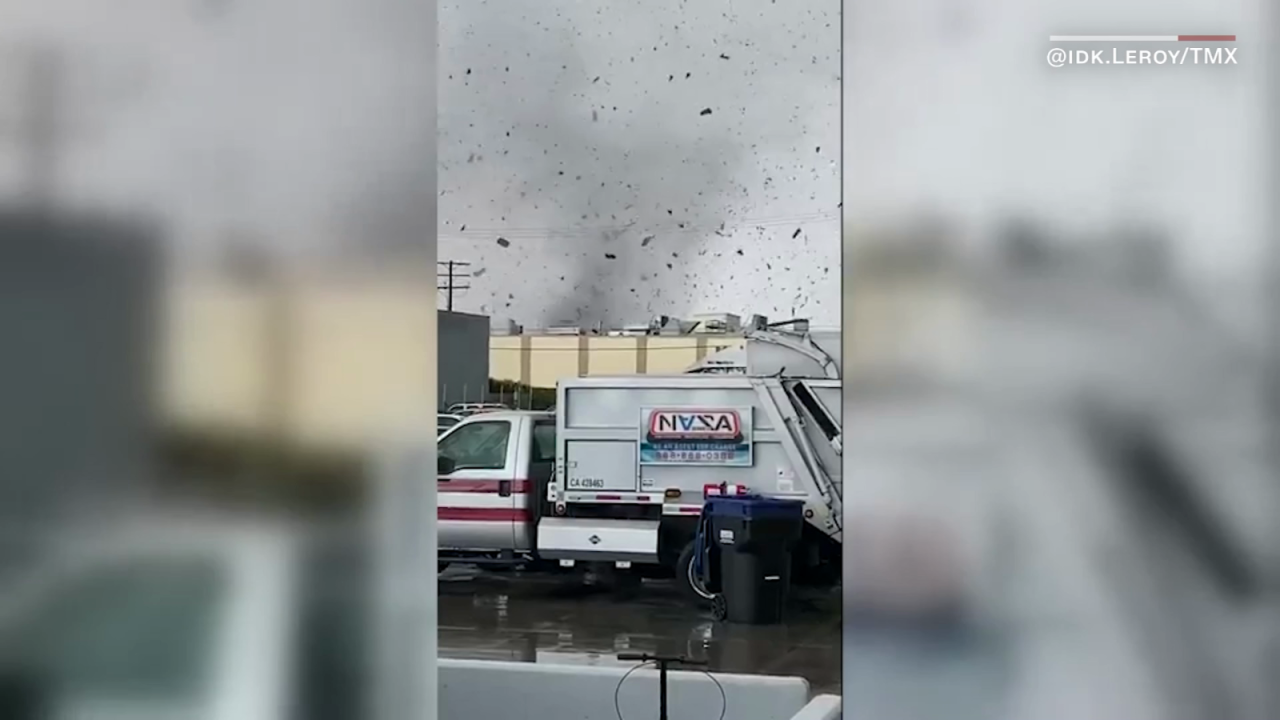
840,225,1280,718
0,516,369,720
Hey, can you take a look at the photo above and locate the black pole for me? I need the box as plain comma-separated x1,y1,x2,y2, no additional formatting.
658,659,669,720
437,260,470,312
445,260,454,311
615,652,707,720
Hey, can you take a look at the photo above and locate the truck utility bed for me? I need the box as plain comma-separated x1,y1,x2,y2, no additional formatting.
551,374,843,541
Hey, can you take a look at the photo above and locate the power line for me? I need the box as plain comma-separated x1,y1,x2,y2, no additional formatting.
436,260,470,311
437,210,840,241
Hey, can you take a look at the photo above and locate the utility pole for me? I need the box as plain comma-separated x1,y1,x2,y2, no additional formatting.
436,260,471,312
1,44,68,209
0,43,140,211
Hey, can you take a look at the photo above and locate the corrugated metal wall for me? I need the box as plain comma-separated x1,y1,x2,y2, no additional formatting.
437,311,490,408
0,211,158,572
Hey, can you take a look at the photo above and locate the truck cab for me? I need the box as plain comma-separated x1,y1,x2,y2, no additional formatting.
436,411,554,559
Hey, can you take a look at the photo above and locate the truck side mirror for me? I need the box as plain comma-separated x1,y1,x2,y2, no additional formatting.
437,455,456,475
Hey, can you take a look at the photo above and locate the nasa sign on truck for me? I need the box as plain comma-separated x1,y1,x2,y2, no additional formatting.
639,407,753,466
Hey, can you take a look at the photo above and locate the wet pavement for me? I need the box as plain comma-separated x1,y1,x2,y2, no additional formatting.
438,566,842,694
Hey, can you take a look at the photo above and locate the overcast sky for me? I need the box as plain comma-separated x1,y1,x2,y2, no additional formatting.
845,0,1265,281
437,0,841,327
0,0,1265,328
0,0,434,262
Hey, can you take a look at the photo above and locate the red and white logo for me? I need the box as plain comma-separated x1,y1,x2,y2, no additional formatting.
647,410,742,441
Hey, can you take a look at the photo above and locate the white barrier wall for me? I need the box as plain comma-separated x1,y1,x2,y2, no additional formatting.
788,695,842,720
438,658,822,720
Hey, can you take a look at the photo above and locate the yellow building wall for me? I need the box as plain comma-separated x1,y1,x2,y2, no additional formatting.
162,273,437,452
844,274,975,380
162,275,755,449
643,336,741,374
486,334,746,388
287,278,437,449
164,260,985,450
527,336,582,389
489,336,524,385
161,279,270,433
586,337,640,375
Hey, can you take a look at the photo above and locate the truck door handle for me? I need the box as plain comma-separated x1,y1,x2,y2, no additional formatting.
498,480,512,497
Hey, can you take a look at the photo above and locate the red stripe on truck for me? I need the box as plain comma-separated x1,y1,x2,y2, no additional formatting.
437,508,531,522
437,478,531,493
586,493,656,502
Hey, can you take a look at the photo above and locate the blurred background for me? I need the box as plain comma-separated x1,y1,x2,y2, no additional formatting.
842,0,1277,718
0,0,846,718
0,1,436,718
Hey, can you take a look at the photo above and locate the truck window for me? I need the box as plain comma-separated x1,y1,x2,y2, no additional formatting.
532,422,556,462
438,421,511,471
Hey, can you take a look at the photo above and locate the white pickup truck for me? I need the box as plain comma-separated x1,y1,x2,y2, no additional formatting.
434,325,845,600
0,517,375,720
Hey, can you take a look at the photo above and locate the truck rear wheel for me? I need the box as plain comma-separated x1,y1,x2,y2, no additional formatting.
676,542,714,605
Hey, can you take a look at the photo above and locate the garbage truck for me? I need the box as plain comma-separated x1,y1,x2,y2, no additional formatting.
435,319,843,601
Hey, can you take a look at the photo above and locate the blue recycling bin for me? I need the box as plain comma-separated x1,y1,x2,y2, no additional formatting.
705,495,805,624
